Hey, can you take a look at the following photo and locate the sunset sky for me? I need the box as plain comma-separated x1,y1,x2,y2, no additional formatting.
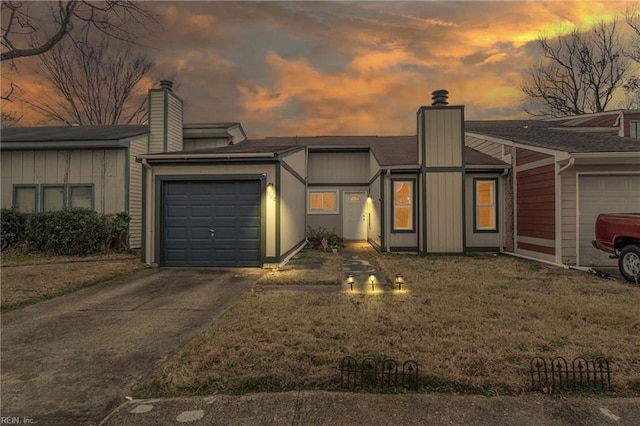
1,1,633,138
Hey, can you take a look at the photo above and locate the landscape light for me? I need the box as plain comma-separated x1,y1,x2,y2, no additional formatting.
347,274,354,291
395,274,404,290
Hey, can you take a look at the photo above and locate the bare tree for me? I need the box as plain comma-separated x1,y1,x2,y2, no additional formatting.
521,21,629,117
1,1,157,62
624,4,640,108
25,37,154,125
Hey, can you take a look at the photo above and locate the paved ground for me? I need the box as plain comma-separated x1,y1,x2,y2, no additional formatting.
1,267,261,425
101,391,640,426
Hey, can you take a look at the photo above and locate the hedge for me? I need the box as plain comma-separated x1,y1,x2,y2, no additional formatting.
0,208,130,255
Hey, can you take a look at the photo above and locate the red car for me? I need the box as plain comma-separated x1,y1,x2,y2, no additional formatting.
592,213,640,283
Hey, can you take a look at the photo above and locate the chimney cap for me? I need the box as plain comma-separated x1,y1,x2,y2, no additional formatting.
431,89,449,106
159,80,174,91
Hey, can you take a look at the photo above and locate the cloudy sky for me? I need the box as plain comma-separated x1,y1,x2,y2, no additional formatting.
2,1,631,138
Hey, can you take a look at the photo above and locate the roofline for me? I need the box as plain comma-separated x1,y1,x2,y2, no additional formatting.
548,127,619,133
137,152,276,161
466,164,511,170
570,152,640,159
465,132,569,157
543,110,628,121
0,139,133,150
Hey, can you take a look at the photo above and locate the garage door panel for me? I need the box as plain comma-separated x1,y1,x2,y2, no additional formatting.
162,180,261,266
578,175,640,266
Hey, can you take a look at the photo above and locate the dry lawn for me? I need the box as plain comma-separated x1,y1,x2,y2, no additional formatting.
142,254,640,397
1,252,146,311
257,249,342,286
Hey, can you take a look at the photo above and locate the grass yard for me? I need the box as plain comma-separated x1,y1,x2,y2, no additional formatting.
141,253,640,397
1,252,146,312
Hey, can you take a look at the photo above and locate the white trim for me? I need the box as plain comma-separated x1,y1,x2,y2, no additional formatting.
554,161,562,264
515,157,555,173
514,247,556,263
575,171,640,266
517,235,556,248
307,189,340,215
139,152,276,160
571,152,640,159
512,148,518,251
544,109,640,121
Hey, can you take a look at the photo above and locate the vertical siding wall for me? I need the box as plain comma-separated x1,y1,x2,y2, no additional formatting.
622,112,640,137
1,149,126,214
128,136,148,249
367,174,382,249
426,172,463,252
425,109,463,167
515,148,556,261
422,107,464,253
308,152,369,183
148,89,183,154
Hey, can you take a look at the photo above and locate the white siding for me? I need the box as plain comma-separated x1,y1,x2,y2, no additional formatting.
166,93,183,152
281,149,306,178
367,175,382,248
465,136,504,159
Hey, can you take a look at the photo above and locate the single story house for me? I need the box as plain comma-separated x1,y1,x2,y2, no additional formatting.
1,81,246,249
3,85,639,269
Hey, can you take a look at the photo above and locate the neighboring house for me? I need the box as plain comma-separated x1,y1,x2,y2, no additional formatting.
466,120,640,268
0,81,246,250
544,109,640,138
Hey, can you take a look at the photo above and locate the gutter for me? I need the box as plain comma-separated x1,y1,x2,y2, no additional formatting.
138,152,276,161
557,157,575,174
278,241,307,268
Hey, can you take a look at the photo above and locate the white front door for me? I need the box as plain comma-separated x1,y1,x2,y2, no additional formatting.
343,191,367,240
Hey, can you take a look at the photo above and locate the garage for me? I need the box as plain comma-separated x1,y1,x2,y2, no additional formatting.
578,174,640,266
162,180,261,266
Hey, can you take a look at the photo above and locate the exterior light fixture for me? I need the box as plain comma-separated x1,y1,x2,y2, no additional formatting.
369,274,375,291
395,274,404,290
347,274,354,291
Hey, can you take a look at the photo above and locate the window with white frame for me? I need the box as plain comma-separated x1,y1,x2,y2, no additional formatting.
308,190,338,214
392,180,414,231
474,179,497,232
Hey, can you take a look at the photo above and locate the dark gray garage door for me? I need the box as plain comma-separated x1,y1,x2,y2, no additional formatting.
163,180,261,266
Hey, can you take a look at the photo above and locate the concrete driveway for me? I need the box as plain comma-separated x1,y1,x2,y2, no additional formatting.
1,267,261,425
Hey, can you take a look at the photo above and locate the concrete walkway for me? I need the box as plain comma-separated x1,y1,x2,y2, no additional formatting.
1,268,261,425
341,242,392,292
101,391,640,425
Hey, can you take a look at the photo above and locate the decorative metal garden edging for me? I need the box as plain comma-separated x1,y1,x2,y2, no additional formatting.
340,356,419,390
530,356,612,392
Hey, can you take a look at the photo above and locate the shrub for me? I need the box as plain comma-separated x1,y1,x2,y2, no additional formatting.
306,225,344,250
26,209,107,255
1,209,130,255
0,209,27,249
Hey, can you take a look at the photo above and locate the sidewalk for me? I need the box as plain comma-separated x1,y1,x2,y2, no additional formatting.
100,391,640,425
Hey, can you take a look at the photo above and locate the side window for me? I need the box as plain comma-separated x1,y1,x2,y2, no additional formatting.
630,121,639,139
392,180,414,231
42,185,65,211
308,190,338,214
475,179,497,232
13,186,38,213
69,185,93,209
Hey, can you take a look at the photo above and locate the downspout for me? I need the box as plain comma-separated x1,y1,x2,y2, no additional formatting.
141,158,152,266
500,168,509,252
554,157,574,264
385,169,391,253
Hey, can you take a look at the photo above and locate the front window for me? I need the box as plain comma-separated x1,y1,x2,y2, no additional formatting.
308,190,338,214
475,179,497,231
69,185,93,209
393,180,414,231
